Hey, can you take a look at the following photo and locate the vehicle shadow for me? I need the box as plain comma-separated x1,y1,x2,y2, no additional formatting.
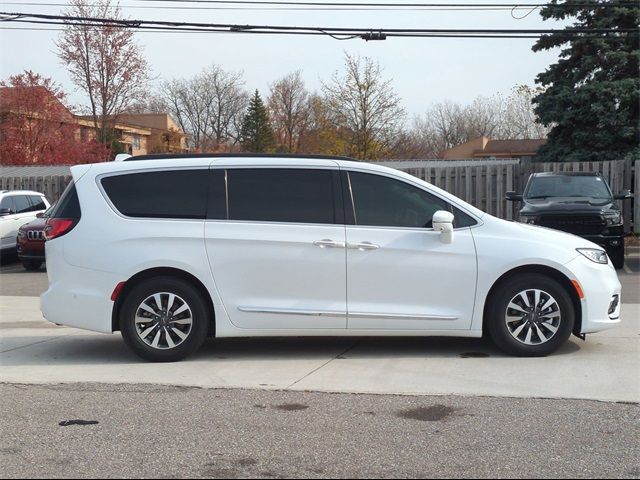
0,333,581,367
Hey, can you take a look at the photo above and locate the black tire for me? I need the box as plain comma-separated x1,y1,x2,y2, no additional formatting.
22,259,43,271
609,245,625,270
120,276,209,362
486,273,575,357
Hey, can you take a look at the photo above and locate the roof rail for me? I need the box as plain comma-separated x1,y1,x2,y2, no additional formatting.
123,153,360,162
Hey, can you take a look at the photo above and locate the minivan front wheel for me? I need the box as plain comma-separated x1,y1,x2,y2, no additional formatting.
120,277,208,362
486,273,574,357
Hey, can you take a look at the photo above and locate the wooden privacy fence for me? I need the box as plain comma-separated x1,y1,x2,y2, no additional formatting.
1,158,637,233
382,158,636,233
0,175,72,204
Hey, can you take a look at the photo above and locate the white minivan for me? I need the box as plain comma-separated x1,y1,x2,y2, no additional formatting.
41,155,622,361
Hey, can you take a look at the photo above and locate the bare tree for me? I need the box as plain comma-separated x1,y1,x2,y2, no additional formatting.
158,65,248,151
268,71,311,153
57,0,149,145
404,86,548,159
203,65,249,147
322,53,405,160
499,85,549,139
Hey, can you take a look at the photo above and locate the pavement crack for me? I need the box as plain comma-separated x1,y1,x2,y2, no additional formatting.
284,342,359,390
0,334,70,354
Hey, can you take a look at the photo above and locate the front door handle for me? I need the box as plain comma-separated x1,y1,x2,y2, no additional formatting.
313,239,345,248
347,241,380,251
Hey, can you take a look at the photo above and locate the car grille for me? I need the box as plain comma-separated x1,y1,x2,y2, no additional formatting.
27,230,45,241
537,214,605,235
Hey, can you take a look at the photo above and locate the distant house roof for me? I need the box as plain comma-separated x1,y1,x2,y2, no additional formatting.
479,139,547,156
441,136,546,160
0,86,75,122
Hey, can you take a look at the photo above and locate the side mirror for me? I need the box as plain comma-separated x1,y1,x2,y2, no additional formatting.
432,210,455,244
0,208,12,217
505,191,523,202
36,212,45,218
614,190,633,200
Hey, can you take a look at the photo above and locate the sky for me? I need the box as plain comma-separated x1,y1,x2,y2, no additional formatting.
0,1,570,118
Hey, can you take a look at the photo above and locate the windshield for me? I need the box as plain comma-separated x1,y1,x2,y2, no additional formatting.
525,175,612,199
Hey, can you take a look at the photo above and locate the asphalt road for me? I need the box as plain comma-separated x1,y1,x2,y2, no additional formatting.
1,383,638,479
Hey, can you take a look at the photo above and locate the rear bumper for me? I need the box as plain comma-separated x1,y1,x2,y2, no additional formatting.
40,241,116,333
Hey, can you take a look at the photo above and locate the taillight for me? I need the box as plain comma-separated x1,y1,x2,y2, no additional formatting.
44,218,77,240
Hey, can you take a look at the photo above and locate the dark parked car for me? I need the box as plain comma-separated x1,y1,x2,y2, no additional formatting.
506,172,633,269
16,206,52,271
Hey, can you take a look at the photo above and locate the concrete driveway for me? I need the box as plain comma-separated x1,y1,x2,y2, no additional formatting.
1,259,638,403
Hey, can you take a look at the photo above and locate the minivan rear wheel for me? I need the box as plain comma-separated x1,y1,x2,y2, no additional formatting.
120,277,208,362
486,273,574,357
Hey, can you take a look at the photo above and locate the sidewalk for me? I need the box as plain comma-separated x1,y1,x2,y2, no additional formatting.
1,295,638,403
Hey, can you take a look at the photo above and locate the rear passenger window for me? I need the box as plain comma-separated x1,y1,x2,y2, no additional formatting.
227,169,335,224
101,170,208,219
13,195,32,214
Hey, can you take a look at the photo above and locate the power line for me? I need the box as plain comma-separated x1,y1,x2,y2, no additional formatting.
1,11,637,40
0,2,552,11
123,0,640,7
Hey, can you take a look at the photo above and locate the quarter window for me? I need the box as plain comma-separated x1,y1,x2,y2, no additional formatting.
29,195,47,212
101,170,208,219
348,172,475,228
227,168,336,224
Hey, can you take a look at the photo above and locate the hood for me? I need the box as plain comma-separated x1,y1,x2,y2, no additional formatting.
483,215,603,253
19,216,47,231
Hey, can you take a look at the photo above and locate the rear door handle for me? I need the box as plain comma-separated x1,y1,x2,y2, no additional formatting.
347,241,380,251
313,239,345,248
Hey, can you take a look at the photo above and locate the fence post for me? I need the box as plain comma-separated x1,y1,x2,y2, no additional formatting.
635,160,639,234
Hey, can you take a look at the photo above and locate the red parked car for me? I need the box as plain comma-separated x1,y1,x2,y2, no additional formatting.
16,206,51,271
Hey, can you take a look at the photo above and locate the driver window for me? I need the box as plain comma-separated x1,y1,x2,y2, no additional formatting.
0,196,15,213
349,171,449,228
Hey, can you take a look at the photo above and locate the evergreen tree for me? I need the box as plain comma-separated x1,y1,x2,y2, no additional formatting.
532,1,639,161
241,90,275,153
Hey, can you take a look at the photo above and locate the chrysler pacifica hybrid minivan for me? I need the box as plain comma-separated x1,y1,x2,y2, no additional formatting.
41,155,622,361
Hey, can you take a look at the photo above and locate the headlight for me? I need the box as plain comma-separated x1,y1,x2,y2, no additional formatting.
17,229,26,238
519,215,537,224
576,248,609,264
604,212,622,226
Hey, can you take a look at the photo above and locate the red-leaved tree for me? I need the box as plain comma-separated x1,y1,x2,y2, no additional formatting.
57,0,149,146
0,70,109,165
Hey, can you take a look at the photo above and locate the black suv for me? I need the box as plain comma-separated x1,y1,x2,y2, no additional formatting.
506,172,633,269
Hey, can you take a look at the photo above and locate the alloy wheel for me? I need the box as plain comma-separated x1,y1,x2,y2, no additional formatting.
134,292,193,350
505,289,561,346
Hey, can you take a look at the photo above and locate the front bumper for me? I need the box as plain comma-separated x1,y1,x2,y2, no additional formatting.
581,233,624,251
564,255,622,334
16,237,45,260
